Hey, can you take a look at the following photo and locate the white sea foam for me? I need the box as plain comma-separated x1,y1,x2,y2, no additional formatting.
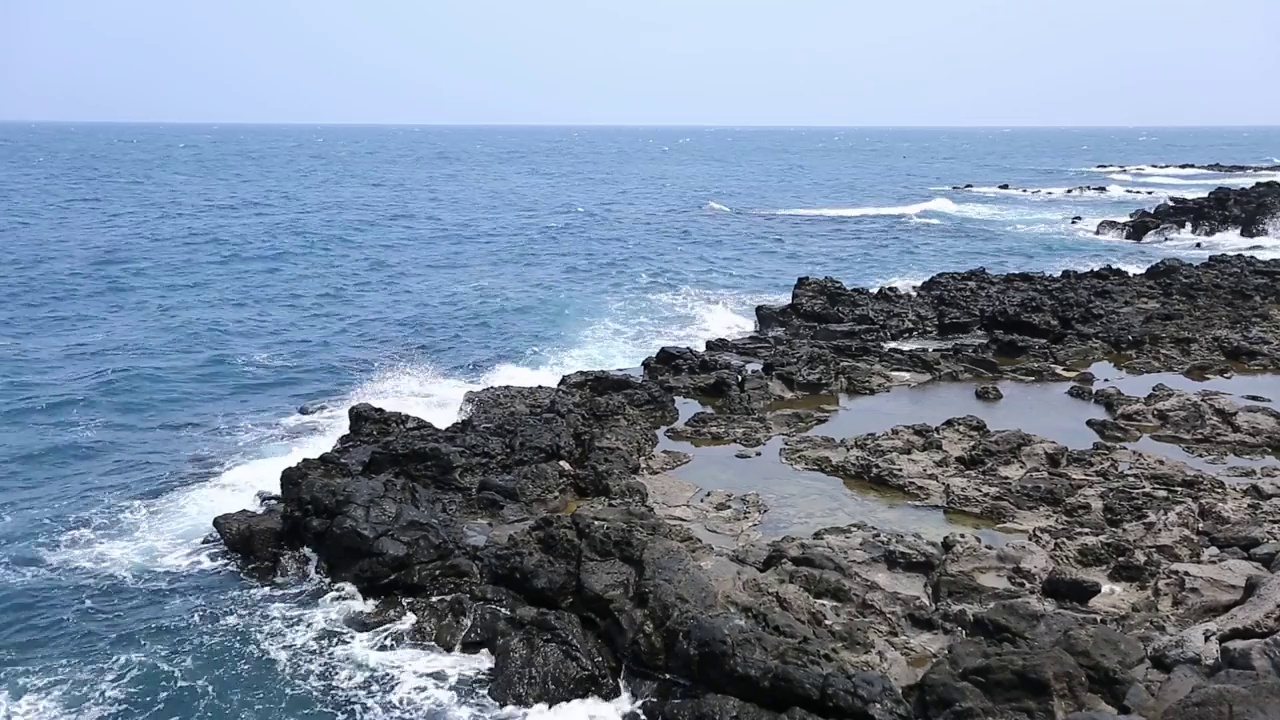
764,197,1029,221
705,201,733,213
36,288,773,718
765,197,962,217
1152,228,1280,260
1106,172,1280,186
0,689,87,720
45,289,766,580
872,274,931,293
236,564,645,720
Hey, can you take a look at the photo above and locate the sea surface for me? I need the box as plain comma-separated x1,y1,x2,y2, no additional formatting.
2,124,1279,719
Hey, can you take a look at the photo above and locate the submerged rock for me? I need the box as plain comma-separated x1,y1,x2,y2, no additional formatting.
975,384,1004,401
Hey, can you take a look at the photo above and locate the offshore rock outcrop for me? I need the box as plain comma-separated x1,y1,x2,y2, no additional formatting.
1096,163,1280,174
1096,182,1280,242
215,256,1280,719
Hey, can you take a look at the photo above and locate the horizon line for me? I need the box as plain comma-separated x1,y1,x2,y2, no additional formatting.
2,119,1278,130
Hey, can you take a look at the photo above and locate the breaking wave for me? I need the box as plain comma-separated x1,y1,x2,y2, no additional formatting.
1106,172,1280,185
765,197,962,217
1147,228,1280,260
32,288,777,719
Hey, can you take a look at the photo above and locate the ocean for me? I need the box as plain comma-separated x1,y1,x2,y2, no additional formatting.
2,124,1278,719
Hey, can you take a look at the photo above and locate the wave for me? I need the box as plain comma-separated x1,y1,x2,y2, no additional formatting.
763,197,1024,220
765,197,960,217
34,288,774,719
243,563,640,720
45,288,767,578
1107,172,1280,185
705,201,733,213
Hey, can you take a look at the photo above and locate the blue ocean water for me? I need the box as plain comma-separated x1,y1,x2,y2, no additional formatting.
2,124,1278,719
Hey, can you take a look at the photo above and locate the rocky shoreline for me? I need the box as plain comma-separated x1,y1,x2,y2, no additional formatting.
215,255,1280,719
1097,182,1280,242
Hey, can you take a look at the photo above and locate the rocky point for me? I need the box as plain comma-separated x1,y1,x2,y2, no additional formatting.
214,255,1280,719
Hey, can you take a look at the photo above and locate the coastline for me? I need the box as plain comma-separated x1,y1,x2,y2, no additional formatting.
216,246,1280,719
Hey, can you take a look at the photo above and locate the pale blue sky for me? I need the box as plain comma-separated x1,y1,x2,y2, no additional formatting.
3,0,1277,125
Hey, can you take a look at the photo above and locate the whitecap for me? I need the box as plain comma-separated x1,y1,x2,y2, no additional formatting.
1152,228,1280,260
872,274,931,293
43,288,770,578
1107,172,1280,186
765,197,962,217
704,201,732,213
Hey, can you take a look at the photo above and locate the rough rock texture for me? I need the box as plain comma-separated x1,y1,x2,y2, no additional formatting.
213,259,1280,718
1097,182,1280,241
1092,383,1280,456
641,255,1280,455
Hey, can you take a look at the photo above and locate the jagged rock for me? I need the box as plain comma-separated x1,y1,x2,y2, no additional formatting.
211,257,1280,715
1097,181,1280,241
211,507,284,576
913,640,1091,719
1163,672,1280,720
1096,385,1280,457
488,608,618,706
1221,636,1280,675
1043,571,1103,605
1087,418,1142,443
1250,543,1280,567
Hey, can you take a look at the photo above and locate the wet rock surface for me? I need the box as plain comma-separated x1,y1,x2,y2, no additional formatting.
215,258,1280,718
1090,383,1280,457
1096,181,1280,242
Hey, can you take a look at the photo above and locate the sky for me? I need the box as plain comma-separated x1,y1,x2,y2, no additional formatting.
2,0,1278,126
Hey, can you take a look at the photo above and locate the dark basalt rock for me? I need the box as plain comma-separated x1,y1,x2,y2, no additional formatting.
488,607,618,706
213,257,1280,716
647,255,1280,454
912,641,1090,720
1097,162,1280,174
1042,571,1103,605
1096,181,1280,241
212,507,285,576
